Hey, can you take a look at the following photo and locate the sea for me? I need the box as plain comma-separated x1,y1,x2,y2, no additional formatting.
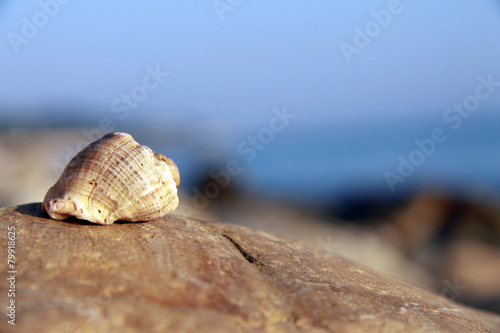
2,108,499,212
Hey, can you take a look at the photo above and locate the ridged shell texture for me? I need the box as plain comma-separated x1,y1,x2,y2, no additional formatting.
42,132,180,225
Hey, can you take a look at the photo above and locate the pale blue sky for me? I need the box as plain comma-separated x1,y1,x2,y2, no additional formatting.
1,1,500,204
1,0,499,127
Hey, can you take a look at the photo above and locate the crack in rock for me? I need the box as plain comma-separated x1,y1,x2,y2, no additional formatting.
222,234,261,265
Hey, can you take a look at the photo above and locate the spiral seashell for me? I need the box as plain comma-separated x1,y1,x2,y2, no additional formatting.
42,132,180,225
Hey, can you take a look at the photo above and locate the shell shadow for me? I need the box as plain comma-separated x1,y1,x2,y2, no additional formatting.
14,203,154,226
14,202,96,226
15,202,45,217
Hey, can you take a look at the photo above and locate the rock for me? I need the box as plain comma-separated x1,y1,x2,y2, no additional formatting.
442,239,500,306
1,203,499,333
0,129,85,208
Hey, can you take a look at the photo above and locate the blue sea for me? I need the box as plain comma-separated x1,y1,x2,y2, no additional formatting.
145,111,500,209
3,109,499,209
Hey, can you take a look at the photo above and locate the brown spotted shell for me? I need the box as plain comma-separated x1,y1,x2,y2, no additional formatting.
42,132,180,225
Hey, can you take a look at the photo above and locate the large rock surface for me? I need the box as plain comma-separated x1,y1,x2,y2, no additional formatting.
1,203,499,333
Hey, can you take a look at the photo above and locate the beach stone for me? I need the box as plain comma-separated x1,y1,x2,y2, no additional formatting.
1,203,499,333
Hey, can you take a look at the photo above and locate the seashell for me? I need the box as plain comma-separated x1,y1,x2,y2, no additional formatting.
42,132,180,225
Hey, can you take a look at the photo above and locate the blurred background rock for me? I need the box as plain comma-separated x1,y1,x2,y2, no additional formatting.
1,0,500,314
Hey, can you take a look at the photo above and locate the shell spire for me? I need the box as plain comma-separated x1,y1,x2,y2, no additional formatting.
42,132,180,225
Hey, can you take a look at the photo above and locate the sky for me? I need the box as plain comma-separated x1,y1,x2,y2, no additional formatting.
1,1,500,206
0,0,499,127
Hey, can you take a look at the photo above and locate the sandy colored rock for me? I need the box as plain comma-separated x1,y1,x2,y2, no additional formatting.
0,204,499,333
